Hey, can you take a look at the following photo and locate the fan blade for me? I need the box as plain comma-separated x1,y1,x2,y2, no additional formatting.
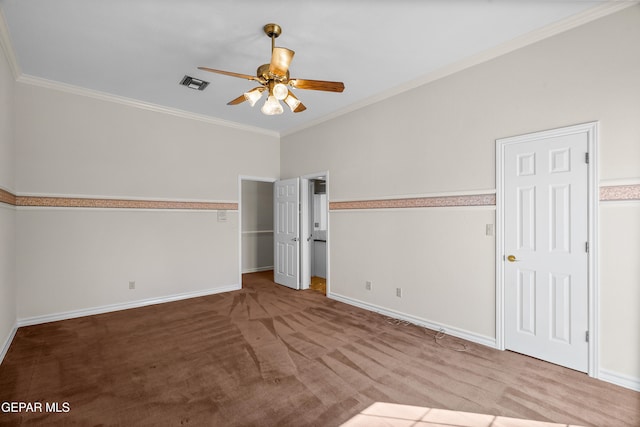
269,47,295,77
227,94,247,105
289,79,345,92
198,67,262,82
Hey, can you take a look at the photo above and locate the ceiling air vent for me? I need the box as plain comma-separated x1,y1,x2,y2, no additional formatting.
180,75,209,91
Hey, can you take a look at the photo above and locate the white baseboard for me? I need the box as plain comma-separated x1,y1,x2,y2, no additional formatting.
327,292,497,349
242,266,274,274
17,284,241,327
0,323,18,365
599,368,640,392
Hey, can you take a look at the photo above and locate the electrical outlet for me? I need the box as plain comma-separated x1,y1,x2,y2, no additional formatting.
396,287,402,298
129,281,135,290
365,281,372,291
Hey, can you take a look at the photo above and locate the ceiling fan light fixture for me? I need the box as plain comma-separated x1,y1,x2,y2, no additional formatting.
198,23,343,116
272,83,288,100
261,95,283,115
284,94,301,112
244,88,264,107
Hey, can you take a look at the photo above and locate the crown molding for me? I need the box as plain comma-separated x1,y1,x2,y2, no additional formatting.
16,74,280,137
2,3,277,137
4,2,637,139
0,7,21,78
280,1,639,137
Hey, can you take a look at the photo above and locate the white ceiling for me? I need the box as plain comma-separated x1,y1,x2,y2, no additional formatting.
0,0,616,135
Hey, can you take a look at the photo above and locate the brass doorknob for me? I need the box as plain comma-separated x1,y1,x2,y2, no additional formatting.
507,255,517,262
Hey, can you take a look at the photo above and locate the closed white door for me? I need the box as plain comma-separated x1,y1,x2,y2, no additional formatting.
274,178,300,289
502,129,589,372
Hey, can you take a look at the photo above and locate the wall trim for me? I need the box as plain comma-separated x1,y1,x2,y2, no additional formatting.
5,185,637,211
328,292,497,349
598,368,640,392
330,194,496,211
0,323,18,365
16,191,237,204
17,284,240,328
0,190,238,210
600,178,640,187
330,189,497,203
599,184,640,201
329,183,640,212
280,1,636,137
16,195,237,211
0,187,16,206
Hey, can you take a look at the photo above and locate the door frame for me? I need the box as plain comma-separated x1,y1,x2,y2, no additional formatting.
300,177,311,290
495,122,599,377
300,171,330,295
238,175,277,287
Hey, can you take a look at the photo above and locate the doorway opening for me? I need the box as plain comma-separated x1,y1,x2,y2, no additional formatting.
306,177,328,295
273,172,329,295
239,176,276,287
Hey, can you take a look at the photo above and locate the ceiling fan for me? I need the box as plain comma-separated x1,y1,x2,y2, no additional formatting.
198,23,345,115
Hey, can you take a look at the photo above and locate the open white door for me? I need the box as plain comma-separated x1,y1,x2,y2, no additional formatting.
274,178,300,289
499,125,592,373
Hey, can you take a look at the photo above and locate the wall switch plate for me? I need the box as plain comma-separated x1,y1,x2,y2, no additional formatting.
486,224,494,236
396,287,402,297
365,281,372,290
217,210,228,222
129,281,135,290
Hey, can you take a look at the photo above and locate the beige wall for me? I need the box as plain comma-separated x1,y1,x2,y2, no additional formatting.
15,83,280,200
281,6,640,383
14,83,280,320
16,208,239,319
0,32,16,359
599,203,640,380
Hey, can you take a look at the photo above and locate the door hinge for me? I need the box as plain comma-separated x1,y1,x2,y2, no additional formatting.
585,241,589,253
585,152,589,164
585,331,589,342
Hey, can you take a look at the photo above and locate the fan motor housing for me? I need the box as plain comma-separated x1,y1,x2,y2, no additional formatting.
257,64,289,82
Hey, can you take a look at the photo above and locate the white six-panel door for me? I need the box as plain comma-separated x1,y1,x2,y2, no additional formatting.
274,178,300,289
502,129,590,372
